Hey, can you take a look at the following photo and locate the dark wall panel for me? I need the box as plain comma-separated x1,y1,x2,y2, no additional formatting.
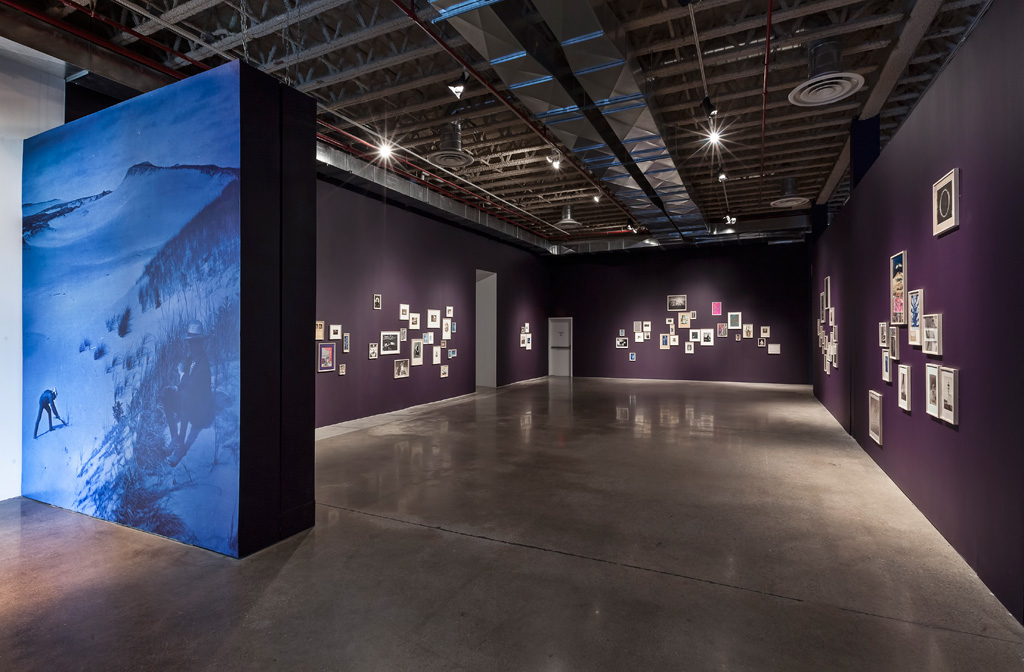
812,0,1024,622
548,245,811,384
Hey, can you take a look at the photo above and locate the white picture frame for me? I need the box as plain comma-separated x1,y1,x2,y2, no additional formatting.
670,334,680,346
372,294,382,310
688,329,700,342
380,331,401,355
399,304,409,321
685,342,694,354
442,318,452,340
890,250,907,326
633,321,643,333
757,338,766,348
660,334,670,350
615,337,629,349
409,312,421,330
767,343,781,355
394,358,410,379
440,364,449,378
642,321,652,332
315,320,325,341
932,168,959,236
328,324,341,340
411,339,423,366
445,305,454,318
742,324,754,339
907,289,923,347
889,326,900,361
399,327,407,342
922,313,943,356
925,364,941,418
939,366,959,425
427,309,441,329
678,313,690,328
700,329,714,346
432,346,442,365
882,349,891,383
878,322,888,348
868,390,883,445
898,364,911,411
368,342,378,360
634,332,644,343
759,326,770,338
629,352,636,362
728,312,742,330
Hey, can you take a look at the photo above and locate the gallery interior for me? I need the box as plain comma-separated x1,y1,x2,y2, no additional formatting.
2,0,1023,668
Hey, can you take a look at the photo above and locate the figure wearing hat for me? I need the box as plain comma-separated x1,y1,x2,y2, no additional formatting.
33,388,67,438
161,320,215,466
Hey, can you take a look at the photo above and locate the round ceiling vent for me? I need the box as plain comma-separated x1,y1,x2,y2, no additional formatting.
770,195,811,208
788,71,865,107
426,149,475,168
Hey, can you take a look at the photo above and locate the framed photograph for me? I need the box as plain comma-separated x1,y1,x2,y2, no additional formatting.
889,326,900,360
373,294,382,310
394,359,410,379
700,329,714,346
447,349,454,359
711,302,722,316
922,313,943,356
829,307,835,327
440,365,449,378
620,329,626,337
660,334,670,350
342,333,351,353
690,310,697,320
432,346,442,365
644,332,651,341
616,337,629,349
760,326,770,338
932,168,959,236
925,364,941,418
525,334,532,350
734,334,741,342
399,304,410,321
716,323,728,338
424,332,434,345
411,339,423,366
446,306,454,318
315,320,325,341
380,331,400,355
520,333,527,347
878,322,888,347
665,318,674,325
427,309,441,328
400,328,407,342
642,321,652,332
669,324,676,336
685,342,695,354
767,343,781,355
820,292,826,322
670,334,680,346
742,324,754,339
678,313,690,328
410,313,421,329
907,289,923,346
328,324,341,340
368,342,378,360
442,318,452,339
898,364,911,411
338,363,346,376
317,342,336,372
667,294,687,311
634,332,644,343
939,367,959,425
688,329,700,342
728,312,741,330
629,352,636,362
868,391,883,445
825,275,831,307
890,251,907,325
633,321,643,333
757,338,766,348
882,349,891,383
441,340,447,349
524,322,530,333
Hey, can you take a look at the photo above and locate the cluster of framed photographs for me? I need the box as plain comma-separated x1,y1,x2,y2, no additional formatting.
520,322,532,350
316,320,351,374
819,276,838,374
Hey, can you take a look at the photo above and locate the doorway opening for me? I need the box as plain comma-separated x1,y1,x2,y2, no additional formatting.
475,270,497,387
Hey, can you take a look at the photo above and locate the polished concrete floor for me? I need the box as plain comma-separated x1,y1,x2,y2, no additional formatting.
2,378,1023,670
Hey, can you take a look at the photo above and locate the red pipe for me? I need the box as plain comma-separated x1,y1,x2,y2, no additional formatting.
758,1,774,206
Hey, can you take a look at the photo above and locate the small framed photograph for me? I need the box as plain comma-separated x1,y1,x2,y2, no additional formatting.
342,333,351,353
620,329,627,337
760,326,770,338
424,332,434,345
907,290,923,346
317,342,336,372
734,334,741,342
829,307,835,326
684,342,695,354
925,364,941,418
400,328,408,342
757,338,766,348
524,322,530,333
643,321,652,332
820,291,826,322
616,337,629,349
410,313,421,329
878,322,888,348
700,329,714,346
890,250,907,325
667,294,687,311
670,334,680,346
665,318,674,325
939,367,959,425
432,346,442,365
411,339,423,366
882,349,891,383
368,342,379,360
633,321,643,333
825,275,831,307
440,365,449,378
520,334,528,347
427,309,441,328
688,329,700,342
898,364,911,411
923,313,943,356
711,302,722,316
644,332,651,341
678,313,690,328
932,168,959,236
742,324,754,339
448,349,454,359
315,320,325,341
629,352,636,362
394,359,410,379
338,363,346,376
690,310,697,320
669,324,676,336
446,306,454,318
728,312,741,330
634,332,644,343
868,390,883,445
441,340,447,348
660,334,670,350
767,343,781,355
399,304,410,321
373,294,382,310
328,324,341,340
442,318,452,339
380,331,400,355
716,323,727,338
525,334,532,350
889,326,900,360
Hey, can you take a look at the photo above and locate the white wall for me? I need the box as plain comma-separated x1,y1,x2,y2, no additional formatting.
475,271,496,388
0,38,65,500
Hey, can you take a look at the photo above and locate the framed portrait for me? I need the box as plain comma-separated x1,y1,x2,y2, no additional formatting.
678,313,690,328
629,352,636,362
688,329,700,342
368,342,378,360
440,365,449,378
757,338,766,348
441,340,447,349
634,332,644,343
643,321,652,332
400,328,407,342
671,334,680,346
667,295,687,311
427,309,441,328
432,346,442,365
939,367,959,425
446,306,454,318
890,251,907,325
898,364,911,411
372,294,382,310
442,318,452,339
922,313,943,356
907,290,923,346
394,359,410,379
633,321,643,333
711,302,722,316
760,326,770,338
728,312,741,330
882,349,891,383
380,331,401,355
716,323,728,338
868,391,883,445
925,364,941,418
410,313,421,329
889,326,900,360
685,342,695,354
315,320,325,341
767,343,781,355
616,337,629,349
317,342,336,372
700,329,714,346
734,334,741,342
399,304,410,321
878,322,888,348
932,168,959,236
660,334,670,350
690,310,697,320
338,363,346,376
342,333,351,353
328,324,341,340
742,324,754,339
411,339,424,366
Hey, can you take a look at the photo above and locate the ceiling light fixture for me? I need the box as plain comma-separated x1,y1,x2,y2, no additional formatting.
701,96,718,119
717,166,728,182
708,130,721,145
723,214,737,226
448,71,469,100
378,141,394,160
593,194,601,202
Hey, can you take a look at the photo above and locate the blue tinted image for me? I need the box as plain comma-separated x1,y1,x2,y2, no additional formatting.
22,63,242,556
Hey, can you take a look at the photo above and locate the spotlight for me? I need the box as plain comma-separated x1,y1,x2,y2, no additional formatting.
701,95,718,119
708,130,721,145
448,71,469,100
723,214,737,226
378,141,393,160
552,158,561,170
717,166,728,182
593,194,601,202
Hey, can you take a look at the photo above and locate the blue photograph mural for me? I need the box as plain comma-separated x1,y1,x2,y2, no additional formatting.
22,63,242,556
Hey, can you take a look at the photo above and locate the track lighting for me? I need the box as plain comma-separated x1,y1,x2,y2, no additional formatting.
717,166,728,182
701,95,717,119
448,71,469,100
593,194,601,202
546,149,561,170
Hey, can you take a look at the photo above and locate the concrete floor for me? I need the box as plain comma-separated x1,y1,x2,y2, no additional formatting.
2,378,1023,671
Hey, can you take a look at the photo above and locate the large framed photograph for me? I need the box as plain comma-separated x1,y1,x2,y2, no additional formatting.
898,364,911,411
890,251,907,325
728,312,741,330
925,364,940,417
922,313,943,356
882,349,892,383
932,168,959,236
317,342,336,373
380,331,401,355
427,309,441,328
411,339,423,366
667,295,687,311
394,359,410,379
939,366,959,425
868,391,883,445
700,329,714,346
907,289,923,346
615,337,629,349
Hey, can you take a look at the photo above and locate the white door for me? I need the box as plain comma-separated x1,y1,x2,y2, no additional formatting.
548,317,572,377
475,270,497,387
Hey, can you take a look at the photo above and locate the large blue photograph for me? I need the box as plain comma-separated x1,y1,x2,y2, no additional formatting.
22,63,242,556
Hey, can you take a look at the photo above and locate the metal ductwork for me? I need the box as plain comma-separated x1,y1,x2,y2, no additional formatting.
770,177,810,209
557,203,580,227
788,38,865,107
426,120,475,169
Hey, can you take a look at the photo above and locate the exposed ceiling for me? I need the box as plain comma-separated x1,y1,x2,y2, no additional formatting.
2,0,992,250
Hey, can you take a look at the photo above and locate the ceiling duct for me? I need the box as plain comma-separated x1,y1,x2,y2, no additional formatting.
557,203,581,228
788,38,865,107
770,177,810,209
426,121,475,168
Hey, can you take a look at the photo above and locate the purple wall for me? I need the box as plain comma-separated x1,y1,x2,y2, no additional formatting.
548,244,811,384
812,0,1024,622
315,180,549,426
